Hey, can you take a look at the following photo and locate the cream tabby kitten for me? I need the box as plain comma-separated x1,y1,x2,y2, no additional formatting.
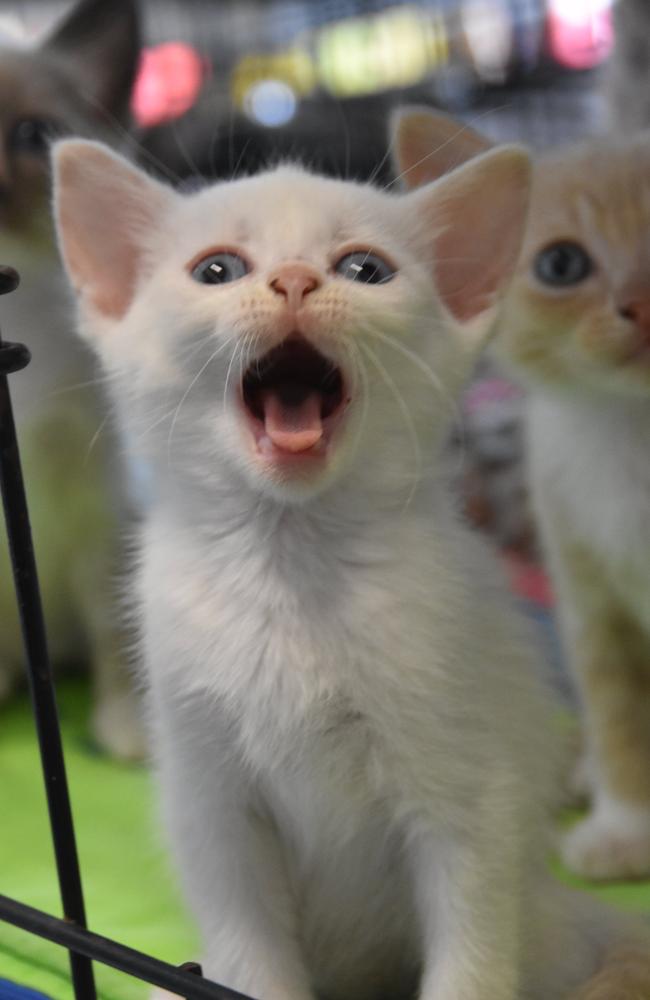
52,133,649,999
394,108,650,882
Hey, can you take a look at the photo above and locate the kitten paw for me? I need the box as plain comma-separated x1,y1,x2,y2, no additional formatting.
564,750,595,809
562,811,650,880
91,690,147,761
569,948,650,999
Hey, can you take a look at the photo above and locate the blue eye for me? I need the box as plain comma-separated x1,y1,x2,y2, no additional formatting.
533,242,593,287
191,252,250,285
335,251,395,285
8,117,59,155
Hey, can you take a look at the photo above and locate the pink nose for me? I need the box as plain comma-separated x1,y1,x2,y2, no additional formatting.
269,262,321,312
619,299,650,334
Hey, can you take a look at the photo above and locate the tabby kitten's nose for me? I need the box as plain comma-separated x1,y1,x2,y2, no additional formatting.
269,262,321,313
618,298,650,334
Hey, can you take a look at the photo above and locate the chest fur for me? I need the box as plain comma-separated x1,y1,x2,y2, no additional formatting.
142,519,408,773
528,394,650,622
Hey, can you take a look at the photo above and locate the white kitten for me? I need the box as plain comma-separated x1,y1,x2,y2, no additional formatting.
53,138,648,1000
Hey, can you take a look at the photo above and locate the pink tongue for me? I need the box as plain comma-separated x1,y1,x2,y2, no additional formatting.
262,387,323,452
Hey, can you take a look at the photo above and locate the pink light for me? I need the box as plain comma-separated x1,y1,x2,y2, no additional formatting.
132,43,205,127
547,1,613,70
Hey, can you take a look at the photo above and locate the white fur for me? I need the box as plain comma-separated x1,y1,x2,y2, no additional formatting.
55,151,645,1000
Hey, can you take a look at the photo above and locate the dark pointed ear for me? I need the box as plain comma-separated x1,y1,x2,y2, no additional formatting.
43,0,140,125
53,139,172,322
391,107,492,189
411,145,530,344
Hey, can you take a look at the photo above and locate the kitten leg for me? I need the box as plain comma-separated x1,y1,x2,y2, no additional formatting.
72,531,146,760
549,539,650,879
408,772,524,1000
90,636,145,761
566,740,595,807
155,722,315,1000
569,948,650,999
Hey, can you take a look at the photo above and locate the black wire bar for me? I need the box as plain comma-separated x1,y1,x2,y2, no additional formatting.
0,895,253,1000
0,264,254,1000
0,266,96,999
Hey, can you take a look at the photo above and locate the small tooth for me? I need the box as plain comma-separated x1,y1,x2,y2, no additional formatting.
259,435,275,456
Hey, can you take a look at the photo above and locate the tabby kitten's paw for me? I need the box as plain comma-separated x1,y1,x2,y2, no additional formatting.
562,805,650,880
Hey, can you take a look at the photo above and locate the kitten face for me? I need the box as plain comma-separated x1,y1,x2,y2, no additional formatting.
500,138,650,397
391,109,650,400
54,139,530,505
82,171,458,502
0,51,86,243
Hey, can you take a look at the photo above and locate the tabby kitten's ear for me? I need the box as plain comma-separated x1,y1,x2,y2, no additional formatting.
391,107,492,188
54,140,172,322
43,0,140,125
410,145,530,342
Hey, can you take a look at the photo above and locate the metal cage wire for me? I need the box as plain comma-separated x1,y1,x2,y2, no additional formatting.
0,265,254,1000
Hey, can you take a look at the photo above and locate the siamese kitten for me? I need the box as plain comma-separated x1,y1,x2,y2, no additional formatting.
393,108,650,882
0,0,142,757
53,133,650,1000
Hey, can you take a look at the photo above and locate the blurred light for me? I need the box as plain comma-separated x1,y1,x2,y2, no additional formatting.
231,7,448,110
244,79,298,127
547,0,613,70
232,47,315,109
132,43,204,128
462,0,514,83
317,6,448,97
0,14,28,43
509,0,545,71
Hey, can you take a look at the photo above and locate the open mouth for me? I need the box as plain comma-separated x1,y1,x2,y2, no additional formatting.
241,335,347,458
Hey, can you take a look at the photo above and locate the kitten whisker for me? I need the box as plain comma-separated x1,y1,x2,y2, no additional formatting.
176,330,222,365
345,341,370,463
231,138,253,182
169,115,207,184
133,401,185,445
45,371,122,398
167,336,236,467
383,103,513,192
358,340,422,509
222,338,244,415
79,93,184,186
359,324,464,434
83,415,109,465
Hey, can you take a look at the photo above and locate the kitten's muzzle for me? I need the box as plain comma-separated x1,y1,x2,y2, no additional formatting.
617,296,650,362
269,262,321,315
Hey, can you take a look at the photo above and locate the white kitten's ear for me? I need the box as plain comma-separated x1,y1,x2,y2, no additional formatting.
412,145,530,339
53,140,172,322
391,107,492,189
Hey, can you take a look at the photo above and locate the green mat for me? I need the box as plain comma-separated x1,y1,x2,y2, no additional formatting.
1,682,648,1000
0,682,198,1000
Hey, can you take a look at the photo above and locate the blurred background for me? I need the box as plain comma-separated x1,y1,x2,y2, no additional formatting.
0,0,613,177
